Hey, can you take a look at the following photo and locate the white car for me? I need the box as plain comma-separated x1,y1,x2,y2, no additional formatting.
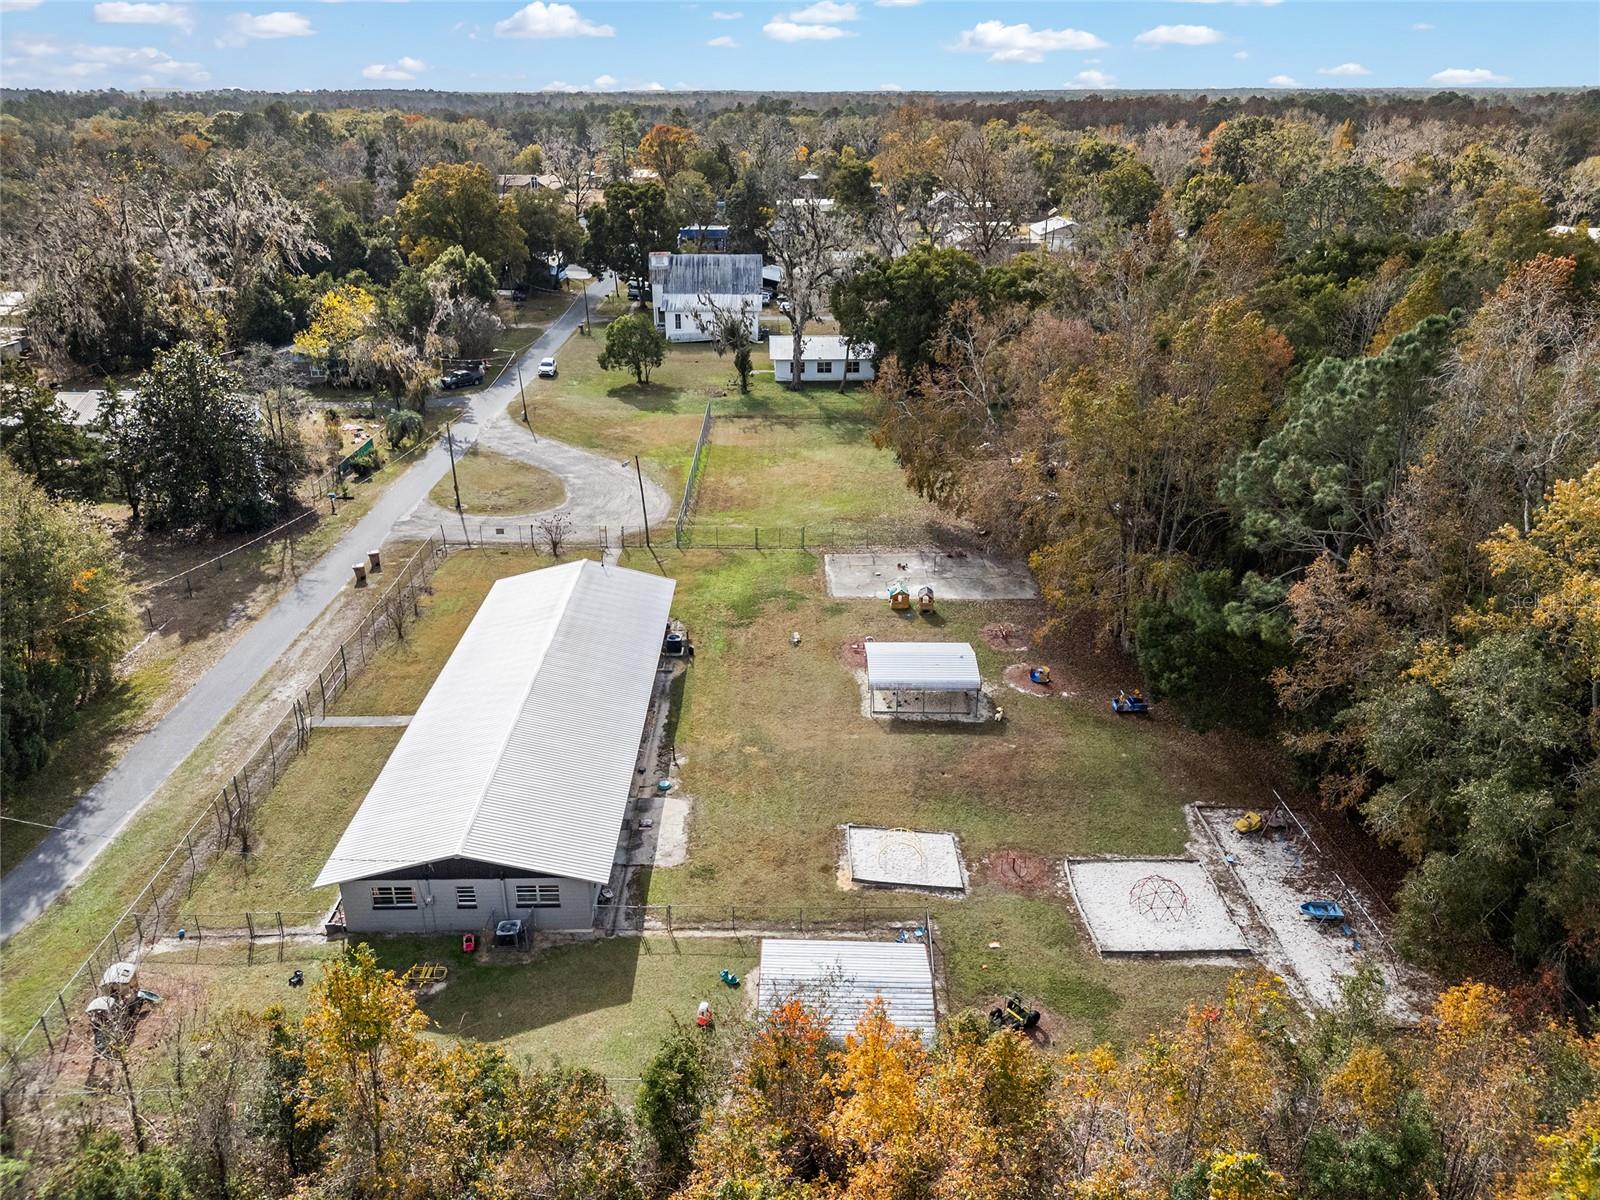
537,356,558,378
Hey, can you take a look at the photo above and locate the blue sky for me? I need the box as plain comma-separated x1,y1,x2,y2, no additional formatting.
1,2,1595,94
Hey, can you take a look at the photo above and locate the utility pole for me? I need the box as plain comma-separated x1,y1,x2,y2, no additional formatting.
516,361,530,425
446,423,463,512
634,454,652,550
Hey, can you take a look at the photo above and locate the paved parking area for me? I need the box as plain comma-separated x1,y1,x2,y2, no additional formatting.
823,551,1038,600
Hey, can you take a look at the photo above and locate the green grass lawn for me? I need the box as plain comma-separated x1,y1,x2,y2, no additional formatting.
427,445,566,516
510,323,935,533
182,726,405,919
140,933,758,1083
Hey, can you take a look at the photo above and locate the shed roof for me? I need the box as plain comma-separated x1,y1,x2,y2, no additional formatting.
864,642,980,692
767,335,874,362
757,939,936,1041
662,253,763,298
314,560,675,888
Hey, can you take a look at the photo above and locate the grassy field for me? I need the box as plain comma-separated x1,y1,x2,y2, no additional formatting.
182,726,405,919
427,445,566,516
139,934,758,1082
510,318,940,533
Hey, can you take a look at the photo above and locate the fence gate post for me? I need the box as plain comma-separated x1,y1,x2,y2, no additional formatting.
132,913,143,946
245,912,255,942
666,904,672,935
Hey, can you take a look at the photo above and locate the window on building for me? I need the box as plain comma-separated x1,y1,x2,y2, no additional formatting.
455,885,477,909
815,359,834,374
370,885,416,909
846,360,861,374
674,314,682,330
514,883,562,908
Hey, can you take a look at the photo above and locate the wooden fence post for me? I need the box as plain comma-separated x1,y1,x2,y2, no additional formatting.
245,912,255,941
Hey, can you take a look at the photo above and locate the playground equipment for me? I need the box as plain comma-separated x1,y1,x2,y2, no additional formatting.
989,994,1042,1032
1235,811,1266,835
1029,665,1051,686
696,1000,713,1028
1129,873,1191,923
1299,900,1345,922
462,932,478,955
719,969,741,988
888,581,911,611
1111,689,1151,716
917,585,935,613
402,962,449,989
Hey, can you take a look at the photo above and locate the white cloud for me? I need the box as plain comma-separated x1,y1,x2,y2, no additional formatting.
1318,61,1371,76
540,79,579,91
495,2,613,39
1065,68,1115,89
707,34,737,46
643,80,667,90
218,11,313,45
787,0,857,21
0,0,45,11
879,82,904,90
952,20,1106,63
1233,49,1248,60
1266,73,1298,86
877,0,921,6
764,17,851,40
4,36,210,83
93,2,193,32
592,72,616,86
1134,24,1223,46
710,8,741,16
1429,66,1510,85
362,55,426,80
1411,22,1434,31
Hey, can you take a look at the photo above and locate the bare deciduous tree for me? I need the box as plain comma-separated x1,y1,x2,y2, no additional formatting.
538,511,574,557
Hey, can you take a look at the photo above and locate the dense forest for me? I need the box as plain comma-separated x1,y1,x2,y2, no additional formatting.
0,84,1596,1195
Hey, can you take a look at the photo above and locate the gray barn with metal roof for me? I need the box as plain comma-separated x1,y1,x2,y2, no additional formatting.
649,251,763,343
314,559,675,934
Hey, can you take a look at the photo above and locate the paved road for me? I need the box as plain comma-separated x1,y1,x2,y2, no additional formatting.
0,283,616,942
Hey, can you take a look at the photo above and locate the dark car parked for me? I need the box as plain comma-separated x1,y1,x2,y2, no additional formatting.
439,363,485,390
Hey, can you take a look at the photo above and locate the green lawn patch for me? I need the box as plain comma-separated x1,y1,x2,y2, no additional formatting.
182,725,405,918
427,445,566,517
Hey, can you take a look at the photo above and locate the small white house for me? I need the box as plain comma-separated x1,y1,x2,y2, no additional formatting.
649,252,764,343
767,335,876,385
1026,214,1078,251
314,560,676,935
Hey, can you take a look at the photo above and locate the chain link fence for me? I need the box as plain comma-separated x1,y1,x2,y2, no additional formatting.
5,535,450,1071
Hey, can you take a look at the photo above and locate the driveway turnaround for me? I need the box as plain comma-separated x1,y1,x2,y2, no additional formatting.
0,283,616,942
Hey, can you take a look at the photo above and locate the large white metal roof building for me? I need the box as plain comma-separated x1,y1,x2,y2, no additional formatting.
757,939,937,1042
314,559,676,889
864,642,980,692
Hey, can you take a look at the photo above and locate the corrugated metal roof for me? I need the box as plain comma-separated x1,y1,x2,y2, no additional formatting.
864,642,981,692
662,253,763,298
767,335,874,362
314,560,675,888
757,939,936,1041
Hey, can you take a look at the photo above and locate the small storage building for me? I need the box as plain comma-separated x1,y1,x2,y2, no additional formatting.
314,559,676,934
864,641,981,717
767,335,876,385
757,938,936,1042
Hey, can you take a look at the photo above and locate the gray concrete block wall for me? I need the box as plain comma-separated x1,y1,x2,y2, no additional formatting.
340,874,598,934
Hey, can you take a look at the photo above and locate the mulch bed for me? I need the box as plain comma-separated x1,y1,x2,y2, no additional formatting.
980,622,1030,652
839,638,868,670
1002,663,1060,697
977,848,1061,897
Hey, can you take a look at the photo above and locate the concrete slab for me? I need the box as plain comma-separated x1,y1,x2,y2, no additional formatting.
1066,858,1249,955
846,826,966,891
824,552,1038,601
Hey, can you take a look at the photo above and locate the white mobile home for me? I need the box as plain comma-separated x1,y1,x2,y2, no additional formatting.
314,560,676,934
767,335,876,385
649,252,763,343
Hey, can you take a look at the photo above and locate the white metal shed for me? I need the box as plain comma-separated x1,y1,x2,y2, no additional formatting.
757,938,936,1042
864,642,981,716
